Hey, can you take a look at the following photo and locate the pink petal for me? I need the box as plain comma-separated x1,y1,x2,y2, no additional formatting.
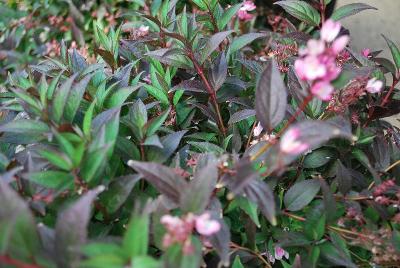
195,213,221,236
307,39,325,56
366,78,383,93
280,128,309,155
332,35,349,54
321,19,341,42
311,81,334,101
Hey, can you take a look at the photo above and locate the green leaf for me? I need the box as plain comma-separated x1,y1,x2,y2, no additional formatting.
52,74,78,123
145,107,171,137
304,203,326,241
64,74,93,122
331,3,377,21
173,90,184,106
11,87,41,112
106,85,140,108
232,255,245,268
303,148,336,168
382,34,400,71
123,211,149,258
0,180,40,260
22,171,73,189
38,149,73,171
218,4,242,30
0,119,49,134
237,196,261,227
229,33,267,55
274,1,320,26
83,100,96,138
284,179,321,211
144,84,170,105
80,144,110,182
191,0,207,10
131,256,160,268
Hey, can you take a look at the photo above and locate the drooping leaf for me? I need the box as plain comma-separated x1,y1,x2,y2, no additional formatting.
122,209,150,258
284,179,321,211
331,3,377,21
0,119,49,134
52,74,78,123
228,109,256,125
382,34,400,71
100,175,141,214
55,186,104,267
209,52,227,91
127,161,187,204
22,171,74,189
0,180,40,260
255,58,287,132
218,4,242,30
334,160,352,194
200,30,233,63
180,155,218,213
274,1,320,26
229,33,267,55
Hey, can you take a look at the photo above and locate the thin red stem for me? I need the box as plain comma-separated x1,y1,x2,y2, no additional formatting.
0,255,41,268
381,78,398,106
188,51,227,136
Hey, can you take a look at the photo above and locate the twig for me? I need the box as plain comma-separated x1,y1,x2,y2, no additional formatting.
230,242,272,268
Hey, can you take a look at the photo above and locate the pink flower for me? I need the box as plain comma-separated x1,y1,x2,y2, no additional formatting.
195,213,221,236
295,56,327,81
362,48,371,57
332,35,349,54
311,80,334,101
366,78,383,93
320,19,341,42
280,127,309,155
306,39,326,56
274,246,289,260
238,1,256,21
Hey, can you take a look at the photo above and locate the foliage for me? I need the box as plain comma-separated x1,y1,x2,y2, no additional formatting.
0,0,400,267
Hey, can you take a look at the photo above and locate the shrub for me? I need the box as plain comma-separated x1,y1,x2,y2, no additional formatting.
0,0,399,267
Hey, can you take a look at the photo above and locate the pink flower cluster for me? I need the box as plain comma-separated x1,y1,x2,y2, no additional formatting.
295,20,349,101
160,212,220,254
266,246,289,264
238,1,256,21
280,127,309,155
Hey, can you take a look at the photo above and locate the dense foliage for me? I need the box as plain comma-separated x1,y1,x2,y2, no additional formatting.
1,0,400,267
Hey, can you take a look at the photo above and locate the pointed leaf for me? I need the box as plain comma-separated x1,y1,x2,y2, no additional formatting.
255,59,287,132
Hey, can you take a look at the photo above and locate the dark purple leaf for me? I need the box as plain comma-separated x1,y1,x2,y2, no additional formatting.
209,52,227,91
284,179,320,211
255,58,287,132
55,186,104,267
335,160,352,194
200,31,233,63
127,160,187,204
228,109,256,125
180,155,218,213
243,179,276,225
0,179,40,259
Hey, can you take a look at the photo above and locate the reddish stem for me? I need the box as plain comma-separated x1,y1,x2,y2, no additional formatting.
188,51,227,136
0,255,41,268
381,78,398,106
